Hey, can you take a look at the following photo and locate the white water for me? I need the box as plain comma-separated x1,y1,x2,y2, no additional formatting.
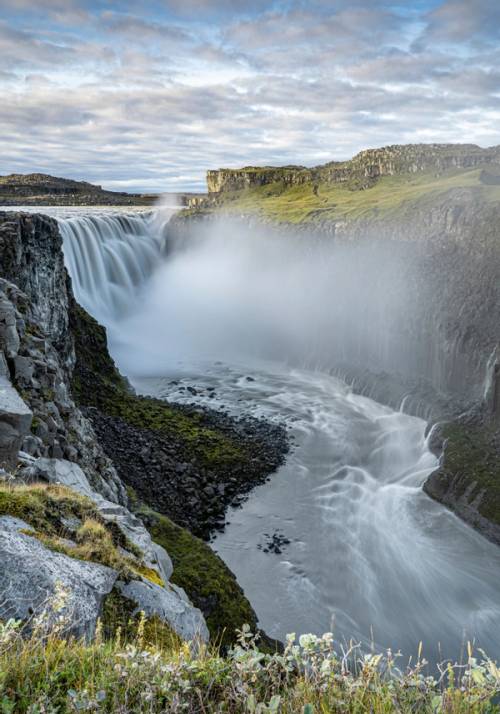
51,207,500,663
58,210,169,321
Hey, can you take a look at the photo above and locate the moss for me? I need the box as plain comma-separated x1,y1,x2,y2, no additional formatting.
439,422,500,525
101,587,181,649
140,507,258,649
0,482,98,536
69,298,247,471
0,483,162,585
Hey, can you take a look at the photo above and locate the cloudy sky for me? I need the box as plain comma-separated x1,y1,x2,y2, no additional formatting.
1,0,499,192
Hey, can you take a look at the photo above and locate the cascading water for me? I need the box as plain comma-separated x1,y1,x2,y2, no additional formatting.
53,207,500,664
58,211,167,322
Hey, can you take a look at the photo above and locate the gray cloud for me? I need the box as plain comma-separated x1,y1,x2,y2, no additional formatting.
0,0,499,191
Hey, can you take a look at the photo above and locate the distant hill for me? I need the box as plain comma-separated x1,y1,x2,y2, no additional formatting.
181,142,500,225
206,143,500,194
0,173,200,207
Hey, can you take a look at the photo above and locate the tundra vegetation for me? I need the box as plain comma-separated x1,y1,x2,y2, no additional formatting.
1,601,500,713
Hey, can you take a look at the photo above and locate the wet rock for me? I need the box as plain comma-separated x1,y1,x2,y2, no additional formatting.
258,530,291,555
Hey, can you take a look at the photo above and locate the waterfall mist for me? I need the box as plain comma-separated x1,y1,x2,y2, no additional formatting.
108,217,412,377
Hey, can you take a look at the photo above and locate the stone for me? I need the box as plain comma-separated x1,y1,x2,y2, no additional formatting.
13,355,34,384
34,457,95,498
0,294,20,358
21,434,42,457
0,375,32,469
32,457,173,585
117,579,209,643
0,516,117,640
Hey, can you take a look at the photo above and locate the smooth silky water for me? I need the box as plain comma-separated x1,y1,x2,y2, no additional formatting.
32,205,500,664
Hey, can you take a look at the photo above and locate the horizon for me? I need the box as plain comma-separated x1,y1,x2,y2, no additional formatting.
2,1,500,192
2,138,499,196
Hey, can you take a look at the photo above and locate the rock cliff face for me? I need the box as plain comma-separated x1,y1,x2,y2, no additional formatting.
207,143,500,194
0,213,124,501
0,211,209,643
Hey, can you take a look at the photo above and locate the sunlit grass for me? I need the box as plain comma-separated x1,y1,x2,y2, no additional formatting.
197,167,500,226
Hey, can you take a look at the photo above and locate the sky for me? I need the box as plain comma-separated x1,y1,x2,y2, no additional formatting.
1,0,500,192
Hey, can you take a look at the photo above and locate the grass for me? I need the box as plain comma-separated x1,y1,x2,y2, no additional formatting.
184,167,500,226
1,615,499,713
0,482,163,586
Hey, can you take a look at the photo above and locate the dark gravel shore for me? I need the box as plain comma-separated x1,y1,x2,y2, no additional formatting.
85,400,289,540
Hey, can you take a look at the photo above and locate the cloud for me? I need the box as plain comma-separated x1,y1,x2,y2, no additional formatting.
0,0,499,191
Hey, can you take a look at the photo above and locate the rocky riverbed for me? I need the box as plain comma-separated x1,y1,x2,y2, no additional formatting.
86,402,288,540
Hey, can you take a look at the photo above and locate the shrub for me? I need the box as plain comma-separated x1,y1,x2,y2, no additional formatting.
1,609,499,713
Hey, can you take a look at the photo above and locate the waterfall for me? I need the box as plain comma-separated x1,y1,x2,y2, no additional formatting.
58,211,168,324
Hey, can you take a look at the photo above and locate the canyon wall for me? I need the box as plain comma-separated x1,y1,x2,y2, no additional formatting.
206,143,500,195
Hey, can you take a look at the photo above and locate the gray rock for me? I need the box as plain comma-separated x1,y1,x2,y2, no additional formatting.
0,516,117,640
0,294,20,358
33,457,95,498
0,375,32,469
91,494,174,586
32,457,173,585
0,353,8,378
21,434,42,457
117,579,209,643
13,355,34,385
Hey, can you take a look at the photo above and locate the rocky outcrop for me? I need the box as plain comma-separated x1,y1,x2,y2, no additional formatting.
117,578,207,643
22,455,174,585
0,215,125,502
5,454,209,642
0,515,116,640
423,416,500,546
207,143,500,194
207,165,310,193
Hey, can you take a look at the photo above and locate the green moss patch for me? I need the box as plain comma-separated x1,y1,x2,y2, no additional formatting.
140,507,258,649
69,299,246,471
439,422,500,525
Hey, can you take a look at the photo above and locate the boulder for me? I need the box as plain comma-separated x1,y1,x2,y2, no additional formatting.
0,516,117,639
0,375,32,469
33,457,95,498
117,578,209,643
32,457,173,584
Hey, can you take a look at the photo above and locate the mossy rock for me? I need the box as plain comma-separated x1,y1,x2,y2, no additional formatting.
139,507,258,649
435,422,500,525
0,483,161,586
0,482,98,536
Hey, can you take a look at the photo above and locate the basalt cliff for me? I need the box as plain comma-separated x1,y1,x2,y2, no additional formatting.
206,143,500,194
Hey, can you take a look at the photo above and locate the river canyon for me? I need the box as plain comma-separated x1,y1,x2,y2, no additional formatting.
18,203,498,665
